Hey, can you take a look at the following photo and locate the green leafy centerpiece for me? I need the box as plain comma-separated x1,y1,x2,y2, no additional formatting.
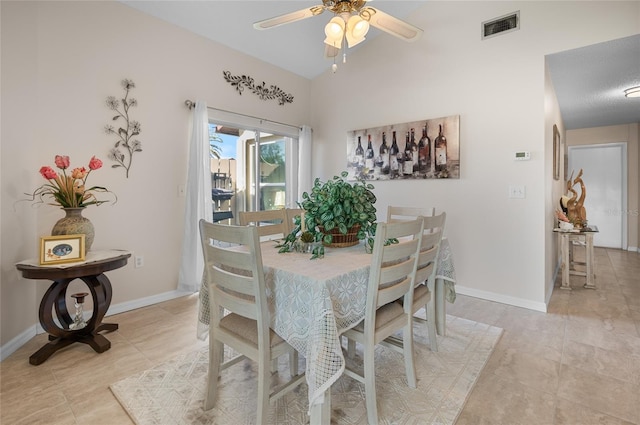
278,171,378,259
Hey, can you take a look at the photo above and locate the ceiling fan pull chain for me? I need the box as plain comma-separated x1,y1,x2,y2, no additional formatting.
342,31,347,64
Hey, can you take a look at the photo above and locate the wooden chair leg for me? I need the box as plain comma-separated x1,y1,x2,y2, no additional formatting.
363,343,379,425
257,354,270,425
347,339,356,359
426,300,438,352
403,324,417,388
289,350,299,376
205,339,223,410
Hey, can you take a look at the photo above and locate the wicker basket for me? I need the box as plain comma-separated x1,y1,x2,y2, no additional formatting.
320,225,360,248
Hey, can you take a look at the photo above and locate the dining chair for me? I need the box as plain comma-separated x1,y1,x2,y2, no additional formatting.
284,208,305,234
199,219,305,424
238,209,289,241
342,218,424,425
387,206,444,352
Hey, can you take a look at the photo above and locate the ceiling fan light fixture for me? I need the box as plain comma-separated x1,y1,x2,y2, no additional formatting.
346,15,369,47
624,86,640,98
324,16,345,45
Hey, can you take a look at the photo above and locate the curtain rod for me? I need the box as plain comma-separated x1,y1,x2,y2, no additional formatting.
184,99,301,131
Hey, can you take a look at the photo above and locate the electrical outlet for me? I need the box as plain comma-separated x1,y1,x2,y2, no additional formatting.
135,256,144,268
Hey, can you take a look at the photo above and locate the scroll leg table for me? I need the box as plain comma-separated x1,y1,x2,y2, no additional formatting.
16,253,130,365
31,273,118,365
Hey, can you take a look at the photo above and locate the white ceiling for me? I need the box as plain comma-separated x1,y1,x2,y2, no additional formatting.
121,1,424,79
547,34,640,130
121,1,640,130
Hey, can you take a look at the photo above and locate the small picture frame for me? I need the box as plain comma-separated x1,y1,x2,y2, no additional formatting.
40,234,86,265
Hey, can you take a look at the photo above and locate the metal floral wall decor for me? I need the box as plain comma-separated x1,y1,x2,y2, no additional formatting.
104,79,142,178
346,115,460,181
223,71,294,105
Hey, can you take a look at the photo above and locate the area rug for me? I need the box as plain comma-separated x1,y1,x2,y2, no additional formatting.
110,315,503,425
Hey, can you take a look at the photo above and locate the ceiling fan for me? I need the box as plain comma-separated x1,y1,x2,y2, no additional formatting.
254,0,423,70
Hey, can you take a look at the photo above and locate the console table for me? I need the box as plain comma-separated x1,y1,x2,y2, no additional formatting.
554,226,598,290
16,250,130,365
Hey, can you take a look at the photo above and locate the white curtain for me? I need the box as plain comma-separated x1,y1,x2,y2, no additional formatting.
297,125,313,201
178,101,212,293
285,125,312,208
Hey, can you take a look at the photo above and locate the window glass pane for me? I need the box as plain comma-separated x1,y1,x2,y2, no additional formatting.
260,139,286,210
209,123,238,223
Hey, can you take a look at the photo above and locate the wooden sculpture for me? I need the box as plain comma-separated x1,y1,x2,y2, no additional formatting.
562,169,587,228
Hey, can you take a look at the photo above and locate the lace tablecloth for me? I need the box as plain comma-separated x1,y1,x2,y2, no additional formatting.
197,239,457,411
436,238,456,303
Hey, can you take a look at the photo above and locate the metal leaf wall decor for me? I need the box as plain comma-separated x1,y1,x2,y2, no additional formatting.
104,79,142,178
223,71,294,105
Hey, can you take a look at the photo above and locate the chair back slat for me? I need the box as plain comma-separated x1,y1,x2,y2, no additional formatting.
211,285,258,320
387,206,436,222
211,265,256,297
382,238,420,263
208,245,252,271
415,262,435,285
416,243,438,274
239,209,288,239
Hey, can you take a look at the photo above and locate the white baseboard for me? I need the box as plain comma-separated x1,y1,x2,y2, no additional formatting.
1,289,194,362
627,246,639,253
0,325,38,362
548,262,562,305
105,289,194,317
455,285,548,313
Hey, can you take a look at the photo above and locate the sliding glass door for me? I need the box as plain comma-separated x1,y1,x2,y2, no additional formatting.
207,112,298,223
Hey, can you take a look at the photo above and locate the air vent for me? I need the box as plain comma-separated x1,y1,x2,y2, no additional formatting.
482,11,519,40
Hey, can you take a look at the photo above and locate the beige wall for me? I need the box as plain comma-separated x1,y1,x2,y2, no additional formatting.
0,1,311,350
566,124,640,250
310,1,639,310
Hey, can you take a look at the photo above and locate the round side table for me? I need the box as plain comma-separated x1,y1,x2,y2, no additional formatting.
16,252,130,365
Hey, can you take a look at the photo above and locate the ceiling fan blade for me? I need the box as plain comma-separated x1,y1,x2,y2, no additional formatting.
324,44,340,59
253,5,324,30
362,7,423,42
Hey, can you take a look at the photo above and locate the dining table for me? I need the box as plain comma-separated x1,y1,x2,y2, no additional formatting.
197,238,456,424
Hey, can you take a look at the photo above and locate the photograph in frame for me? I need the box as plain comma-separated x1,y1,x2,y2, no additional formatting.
40,234,86,265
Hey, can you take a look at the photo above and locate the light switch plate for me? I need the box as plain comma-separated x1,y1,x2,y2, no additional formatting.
508,185,526,198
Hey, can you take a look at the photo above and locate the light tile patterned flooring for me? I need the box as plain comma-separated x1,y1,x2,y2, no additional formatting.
1,246,639,424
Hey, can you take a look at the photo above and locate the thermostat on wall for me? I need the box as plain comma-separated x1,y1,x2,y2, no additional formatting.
514,151,531,161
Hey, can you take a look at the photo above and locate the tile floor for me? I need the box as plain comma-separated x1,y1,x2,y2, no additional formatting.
1,246,639,424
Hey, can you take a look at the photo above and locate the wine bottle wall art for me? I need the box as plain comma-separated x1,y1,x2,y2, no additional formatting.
346,115,460,181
